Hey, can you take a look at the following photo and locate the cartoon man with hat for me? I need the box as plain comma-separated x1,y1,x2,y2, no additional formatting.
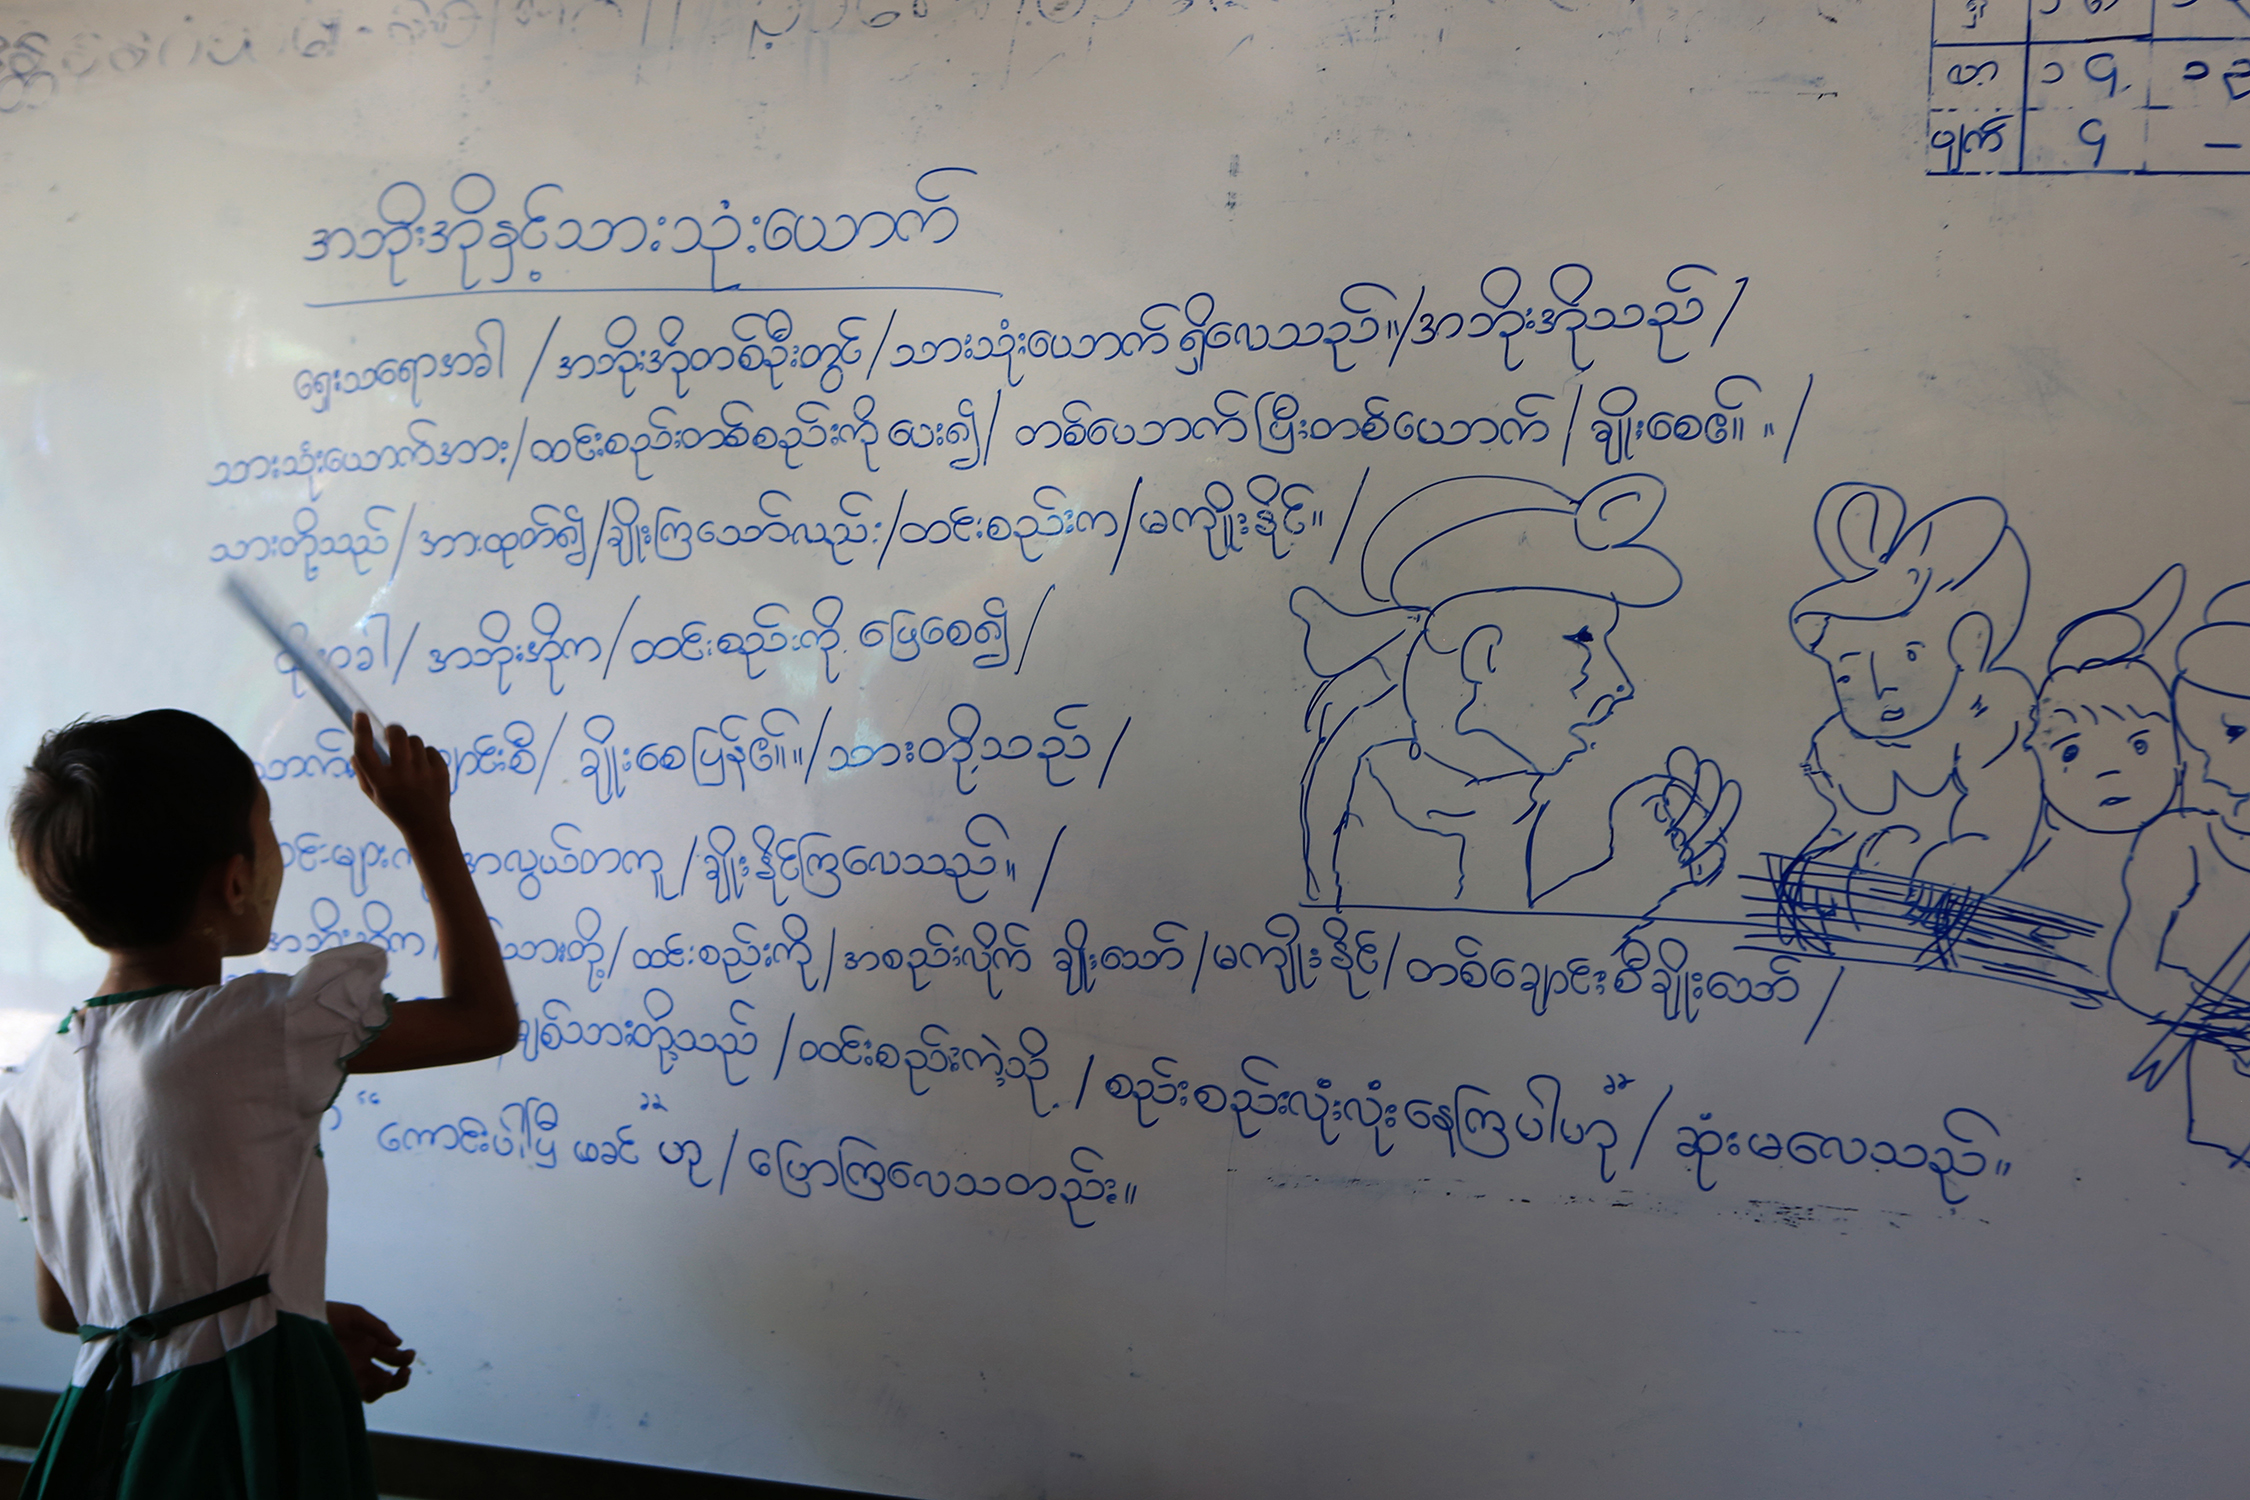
1292,472,1737,912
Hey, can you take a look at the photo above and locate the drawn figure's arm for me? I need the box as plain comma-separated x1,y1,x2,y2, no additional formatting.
1535,747,1740,913
1792,718,1862,866
1908,710,2041,895
1300,661,1412,905
2109,817,2205,1024
1291,586,1417,905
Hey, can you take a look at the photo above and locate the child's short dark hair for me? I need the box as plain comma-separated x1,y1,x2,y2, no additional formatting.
9,710,262,950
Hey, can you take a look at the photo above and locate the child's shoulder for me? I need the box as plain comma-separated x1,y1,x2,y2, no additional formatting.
268,942,389,994
145,944,391,1029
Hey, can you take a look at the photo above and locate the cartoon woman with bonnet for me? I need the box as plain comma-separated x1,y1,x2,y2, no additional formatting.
1785,483,2040,897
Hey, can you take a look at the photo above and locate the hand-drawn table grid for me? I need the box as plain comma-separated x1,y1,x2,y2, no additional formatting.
1930,0,2250,174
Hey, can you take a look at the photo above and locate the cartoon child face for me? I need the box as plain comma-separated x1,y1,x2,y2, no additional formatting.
1809,615,1963,740
2174,680,2250,805
1406,590,1631,779
2032,670,2176,833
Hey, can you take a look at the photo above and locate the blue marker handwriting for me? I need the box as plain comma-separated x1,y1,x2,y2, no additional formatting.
1131,474,1313,562
856,599,1010,669
209,503,397,580
1052,919,1192,995
626,596,844,682
1014,391,1555,456
516,991,761,1083
782,1019,1053,1115
545,310,860,397
828,703,1103,794
700,816,1012,907
888,489,1119,564
418,503,591,571
580,711,801,803
1675,1105,2009,1206
573,1125,639,1165
518,397,911,479
882,316,1162,388
587,493,875,571
278,830,414,898
263,611,407,696
208,420,509,486
374,1097,559,1169
1394,933,1804,1020
438,720,547,793
461,823,667,902
627,913,820,985
1584,379,1764,466
493,905,614,993
254,732,356,784
268,897,426,958
303,169,971,291
838,922,1036,998
295,319,503,411
1102,1054,1622,1182
423,601,606,695
1146,266,1749,377
738,1138,1132,1228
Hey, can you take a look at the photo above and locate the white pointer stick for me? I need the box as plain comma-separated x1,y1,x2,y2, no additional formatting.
222,574,391,764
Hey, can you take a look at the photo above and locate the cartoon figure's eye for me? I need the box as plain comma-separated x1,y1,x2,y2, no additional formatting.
1904,647,1919,662
2061,744,2079,763
2230,720,2247,743
2132,736,2150,756
1565,626,1594,645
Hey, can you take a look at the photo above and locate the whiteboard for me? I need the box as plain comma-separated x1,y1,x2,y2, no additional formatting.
2,1,2249,1493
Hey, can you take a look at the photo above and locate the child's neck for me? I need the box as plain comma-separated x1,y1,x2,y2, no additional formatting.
98,932,226,998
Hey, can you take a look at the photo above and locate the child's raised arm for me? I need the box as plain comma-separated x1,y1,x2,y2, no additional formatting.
342,715,518,1072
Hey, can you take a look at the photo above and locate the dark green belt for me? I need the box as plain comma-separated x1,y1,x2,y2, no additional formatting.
77,1273,271,1488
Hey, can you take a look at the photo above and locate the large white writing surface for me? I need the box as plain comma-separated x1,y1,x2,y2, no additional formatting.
1,2,2248,1493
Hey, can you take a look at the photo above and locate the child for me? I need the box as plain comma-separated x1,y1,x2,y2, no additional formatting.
0,709,514,1497
2001,564,2186,934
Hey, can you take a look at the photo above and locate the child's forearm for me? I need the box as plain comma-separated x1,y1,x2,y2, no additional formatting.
404,821,516,1057
347,717,519,1071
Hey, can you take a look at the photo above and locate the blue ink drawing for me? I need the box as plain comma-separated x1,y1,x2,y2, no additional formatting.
2111,580,2250,1167
1998,564,2188,946
1787,483,2039,892
1748,553,2189,998
1745,484,2078,990
1291,473,1737,915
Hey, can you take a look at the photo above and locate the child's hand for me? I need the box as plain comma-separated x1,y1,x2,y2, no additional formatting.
351,713,454,845
326,1300,414,1403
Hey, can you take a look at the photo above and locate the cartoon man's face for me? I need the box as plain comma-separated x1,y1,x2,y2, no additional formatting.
2175,680,2250,804
1810,615,1962,740
2032,699,2175,834
1408,590,1630,778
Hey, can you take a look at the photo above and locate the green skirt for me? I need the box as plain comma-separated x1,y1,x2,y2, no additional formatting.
19,1313,375,1500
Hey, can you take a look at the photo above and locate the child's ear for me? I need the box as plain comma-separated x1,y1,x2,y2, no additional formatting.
218,852,257,915
1948,612,1996,673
